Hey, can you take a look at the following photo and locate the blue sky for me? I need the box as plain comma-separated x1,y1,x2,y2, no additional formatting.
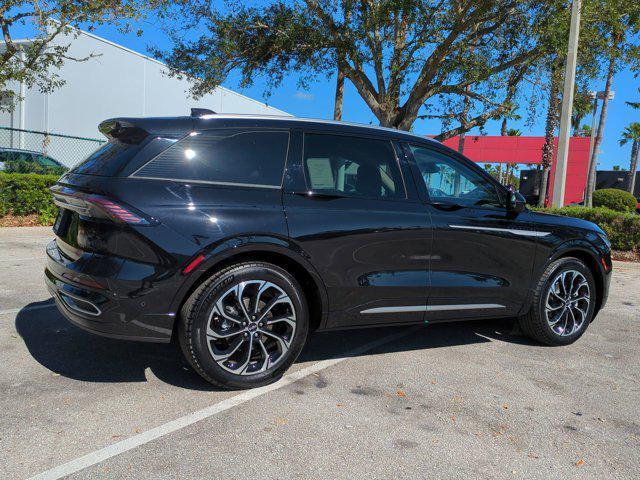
14,10,640,170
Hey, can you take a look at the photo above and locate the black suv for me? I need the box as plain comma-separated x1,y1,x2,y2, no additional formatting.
46,113,612,389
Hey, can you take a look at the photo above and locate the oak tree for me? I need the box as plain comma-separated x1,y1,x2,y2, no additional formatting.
156,0,564,139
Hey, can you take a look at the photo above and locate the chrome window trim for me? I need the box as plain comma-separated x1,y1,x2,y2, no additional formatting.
127,176,282,190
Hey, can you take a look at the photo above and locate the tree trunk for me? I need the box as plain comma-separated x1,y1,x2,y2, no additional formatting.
538,65,561,207
572,112,584,136
586,55,616,207
333,65,345,121
457,133,465,153
505,163,512,185
457,86,472,153
629,140,639,194
497,164,503,183
501,116,508,184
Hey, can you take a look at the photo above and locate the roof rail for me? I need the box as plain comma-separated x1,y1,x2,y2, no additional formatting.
191,108,216,117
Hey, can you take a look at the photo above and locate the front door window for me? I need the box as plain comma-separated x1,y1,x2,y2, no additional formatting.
409,145,505,209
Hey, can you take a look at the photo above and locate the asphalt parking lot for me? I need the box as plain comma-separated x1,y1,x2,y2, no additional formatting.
1,226,639,479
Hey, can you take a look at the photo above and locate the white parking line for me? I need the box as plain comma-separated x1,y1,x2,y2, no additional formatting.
0,303,55,316
0,256,46,263
27,326,419,480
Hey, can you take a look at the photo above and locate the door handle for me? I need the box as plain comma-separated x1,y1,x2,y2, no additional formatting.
428,202,465,211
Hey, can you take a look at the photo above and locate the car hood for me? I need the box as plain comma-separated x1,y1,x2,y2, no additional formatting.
527,210,605,236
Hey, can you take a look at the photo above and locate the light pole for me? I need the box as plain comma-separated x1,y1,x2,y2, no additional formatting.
584,90,615,204
552,0,582,208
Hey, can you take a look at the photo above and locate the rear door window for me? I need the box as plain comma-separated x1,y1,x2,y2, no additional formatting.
302,133,405,200
133,129,290,188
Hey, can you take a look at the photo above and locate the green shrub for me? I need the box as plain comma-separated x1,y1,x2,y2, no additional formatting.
0,172,59,225
537,205,640,252
592,188,638,212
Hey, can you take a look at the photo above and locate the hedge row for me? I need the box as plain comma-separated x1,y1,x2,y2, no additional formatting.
537,206,640,252
0,172,59,225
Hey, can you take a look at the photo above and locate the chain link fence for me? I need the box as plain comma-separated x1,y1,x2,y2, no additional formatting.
0,127,105,174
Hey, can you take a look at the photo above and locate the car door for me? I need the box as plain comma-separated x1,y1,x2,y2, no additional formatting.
403,142,537,321
283,130,432,329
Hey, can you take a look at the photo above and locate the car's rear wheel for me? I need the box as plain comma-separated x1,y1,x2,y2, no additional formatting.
179,262,309,389
518,257,596,345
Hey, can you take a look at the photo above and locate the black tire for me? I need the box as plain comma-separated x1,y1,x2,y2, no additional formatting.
179,262,309,389
518,257,596,346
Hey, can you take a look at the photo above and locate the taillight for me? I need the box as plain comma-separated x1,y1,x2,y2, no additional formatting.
51,185,157,226
87,196,150,224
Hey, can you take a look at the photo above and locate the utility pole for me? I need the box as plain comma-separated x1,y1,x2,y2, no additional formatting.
552,0,582,208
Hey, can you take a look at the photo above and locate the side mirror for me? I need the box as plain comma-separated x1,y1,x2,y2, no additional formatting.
506,185,526,212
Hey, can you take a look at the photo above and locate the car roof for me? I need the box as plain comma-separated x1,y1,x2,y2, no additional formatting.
197,114,439,144
101,114,440,146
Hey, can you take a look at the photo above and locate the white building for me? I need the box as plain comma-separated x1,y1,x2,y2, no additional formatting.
1,28,289,166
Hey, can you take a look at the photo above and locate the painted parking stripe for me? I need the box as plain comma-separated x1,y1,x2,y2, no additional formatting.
0,256,46,263
0,303,55,316
27,326,420,480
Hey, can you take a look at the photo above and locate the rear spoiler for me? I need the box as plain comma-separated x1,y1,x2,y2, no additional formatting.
98,120,148,144
191,108,216,117
98,116,196,143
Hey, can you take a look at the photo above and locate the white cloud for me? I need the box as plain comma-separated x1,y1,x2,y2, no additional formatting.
294,91,314,100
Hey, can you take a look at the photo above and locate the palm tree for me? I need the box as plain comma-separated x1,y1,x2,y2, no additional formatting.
619,123,640,194
500,105,521,136
494,104,521,184
626,88,640,111
572,91,595,136
577,124,592,137
504,128,522,184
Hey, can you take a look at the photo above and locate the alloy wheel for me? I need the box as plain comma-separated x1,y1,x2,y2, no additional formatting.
206,280,297,375
544,269,591,337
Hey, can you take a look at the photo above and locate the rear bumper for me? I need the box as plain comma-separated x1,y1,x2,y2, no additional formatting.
45,239,175,343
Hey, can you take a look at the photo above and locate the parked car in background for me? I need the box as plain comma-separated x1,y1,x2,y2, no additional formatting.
0,148,67,175
45,112,612,389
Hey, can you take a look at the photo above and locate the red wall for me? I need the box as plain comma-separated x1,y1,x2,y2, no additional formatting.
440,135,591,206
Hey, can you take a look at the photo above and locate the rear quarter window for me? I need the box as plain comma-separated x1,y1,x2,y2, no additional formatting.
132,129,290,188
72,140,145,176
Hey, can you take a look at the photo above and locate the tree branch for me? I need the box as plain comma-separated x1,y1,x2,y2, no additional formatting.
434,64,528,141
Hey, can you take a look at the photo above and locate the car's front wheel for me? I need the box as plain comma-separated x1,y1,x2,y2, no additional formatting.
518,257,596,345
179,262,309,389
